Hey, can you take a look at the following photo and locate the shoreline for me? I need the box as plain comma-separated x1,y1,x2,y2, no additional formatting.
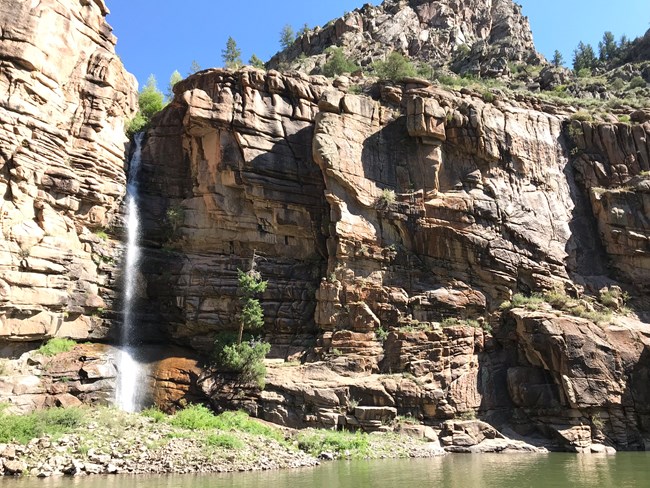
0,407,445,478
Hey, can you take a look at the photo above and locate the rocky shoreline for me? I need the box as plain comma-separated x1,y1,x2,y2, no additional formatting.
0,407,450,478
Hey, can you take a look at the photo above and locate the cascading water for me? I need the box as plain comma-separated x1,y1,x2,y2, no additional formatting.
115,132,149,412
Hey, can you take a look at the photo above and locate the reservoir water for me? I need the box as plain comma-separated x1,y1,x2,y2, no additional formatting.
4,454,650,487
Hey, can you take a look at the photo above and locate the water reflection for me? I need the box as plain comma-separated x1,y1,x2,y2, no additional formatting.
5,454,650,488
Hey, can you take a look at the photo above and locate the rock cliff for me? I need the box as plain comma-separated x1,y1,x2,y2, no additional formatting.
0,0,137,343
268,0,543,77
136,66,650,450
1,0,649,455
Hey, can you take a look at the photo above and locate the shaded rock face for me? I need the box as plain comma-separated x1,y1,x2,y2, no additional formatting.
268,0,543,77
135,69,331,354
0,0,137,343
502,310,650,451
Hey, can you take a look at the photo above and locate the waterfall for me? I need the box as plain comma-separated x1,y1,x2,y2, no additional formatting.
115,132,149,412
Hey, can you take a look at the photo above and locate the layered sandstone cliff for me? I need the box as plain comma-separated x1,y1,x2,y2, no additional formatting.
1,0,649,454
135,66,650,450
0,0,137,343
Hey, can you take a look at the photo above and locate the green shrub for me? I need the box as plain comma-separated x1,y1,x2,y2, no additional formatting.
204,433,244,449
215,341,271,388
482,90,496,103
0,407,85,444
169,404,220,430
212,410,284,442
373,52,417,81
618,114,631,123
544,290,570,309
322,47,359,78
297,430,370,458
629,76,647,89
38,338,77,357
610,78,626,91
126,112,148,137
570,110,593,122
376,188,396,208
375,327,389,342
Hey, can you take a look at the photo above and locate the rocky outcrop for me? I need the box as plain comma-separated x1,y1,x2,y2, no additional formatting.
0,0,137,345
0,344,116,413
501,309,650,451
268,0,543,77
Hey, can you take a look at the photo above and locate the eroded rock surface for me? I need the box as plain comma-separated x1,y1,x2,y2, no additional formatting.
269,0,543,77
0,0,137,343
131,66,650,450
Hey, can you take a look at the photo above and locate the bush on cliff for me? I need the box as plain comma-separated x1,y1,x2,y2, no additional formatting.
322,47,359,78
37,337,77,356
373,52,417,81
126,74,165,137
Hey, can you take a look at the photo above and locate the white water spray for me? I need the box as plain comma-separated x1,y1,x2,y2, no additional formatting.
115,133,149,412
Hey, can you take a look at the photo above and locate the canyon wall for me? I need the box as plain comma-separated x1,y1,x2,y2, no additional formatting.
141,67,650,450
0,0,137,345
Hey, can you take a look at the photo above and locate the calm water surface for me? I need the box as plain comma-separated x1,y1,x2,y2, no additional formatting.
3,454,650,488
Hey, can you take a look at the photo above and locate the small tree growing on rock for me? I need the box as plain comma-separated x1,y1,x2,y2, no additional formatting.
213,253,270,389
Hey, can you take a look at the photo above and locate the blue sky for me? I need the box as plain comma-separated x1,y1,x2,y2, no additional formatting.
106,0,650,89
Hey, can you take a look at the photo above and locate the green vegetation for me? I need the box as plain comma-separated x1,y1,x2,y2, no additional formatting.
212,261,270,389
376,188,396,208
573,42,597,74
222,36,242,69
373,52,417,81
322,47,359,78
214,338,271,389
141,406,166,423
127,74,165,137
500,288,620,325
570,110,594,122
629,76,647,89
552,50,564,67
297,430,370,459
0,407,84,444
188,60,202,75
279,24,295,49
166,70,183,102
37,338,77,356
249,54,265,69
204,432,244,449
169,406,285,443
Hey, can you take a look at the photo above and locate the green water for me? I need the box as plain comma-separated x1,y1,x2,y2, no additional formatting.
3,454,650,487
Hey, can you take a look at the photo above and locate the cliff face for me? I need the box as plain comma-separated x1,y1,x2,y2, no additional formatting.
269,0,543,77
139,67,650,449
0,0,137,343
1,0,649,454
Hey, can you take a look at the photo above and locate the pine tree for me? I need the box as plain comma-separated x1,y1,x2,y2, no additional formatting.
222,37,242,69
598,31,618,62
166,70,183,102
572,42,597,74
552,50,564,67
279,24,295,49
297,23,310,37
188,60,202,75
248,54,265,69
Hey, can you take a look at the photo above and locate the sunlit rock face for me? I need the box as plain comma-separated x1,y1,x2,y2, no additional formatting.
0,0,137,343
268,0,543,78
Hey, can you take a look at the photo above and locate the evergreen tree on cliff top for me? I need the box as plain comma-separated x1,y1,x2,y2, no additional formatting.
222,37,242,69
